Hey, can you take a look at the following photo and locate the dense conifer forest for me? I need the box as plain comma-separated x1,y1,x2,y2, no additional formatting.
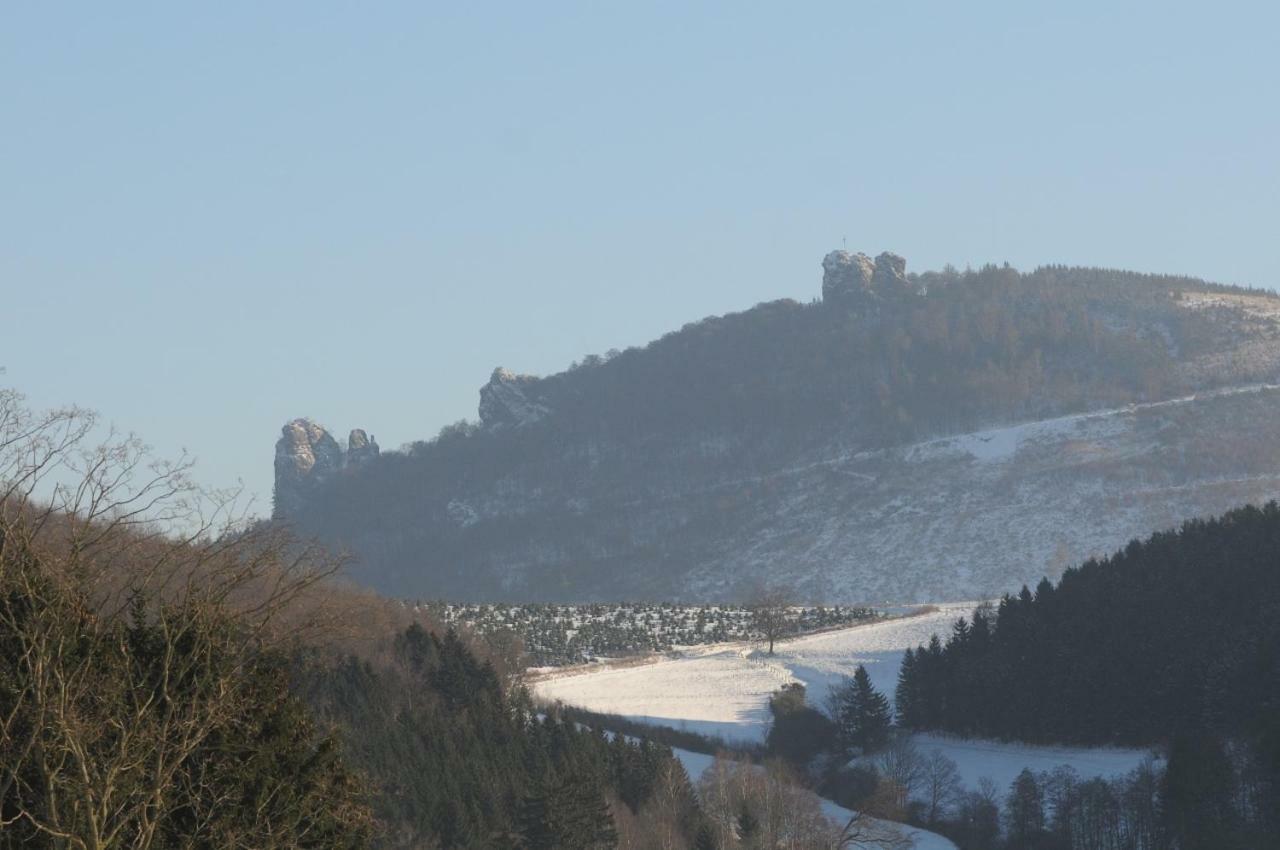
895,502,1280,746
891,502,1280,847
297,623,709,848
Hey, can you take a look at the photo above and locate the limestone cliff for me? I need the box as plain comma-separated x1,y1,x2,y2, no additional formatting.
273,419,377,519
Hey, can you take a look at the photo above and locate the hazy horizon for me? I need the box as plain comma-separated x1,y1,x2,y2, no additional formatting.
6,2,1279,508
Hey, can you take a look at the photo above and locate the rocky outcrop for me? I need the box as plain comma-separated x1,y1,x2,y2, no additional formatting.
822,249,911,308
479,368,551,429
273,419,376,518
273,419,343,518
348,429,380,466
873,252,908,290
821,250,876,306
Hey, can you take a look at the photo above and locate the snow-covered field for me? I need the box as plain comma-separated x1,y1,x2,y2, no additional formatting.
909,733,1157,794
535,604,970,743
536,606,1158,791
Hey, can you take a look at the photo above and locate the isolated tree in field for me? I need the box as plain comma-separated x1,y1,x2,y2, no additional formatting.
835,665,893,754
747,586,792,655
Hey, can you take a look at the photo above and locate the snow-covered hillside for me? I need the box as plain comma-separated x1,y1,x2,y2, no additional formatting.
684,381,1280,601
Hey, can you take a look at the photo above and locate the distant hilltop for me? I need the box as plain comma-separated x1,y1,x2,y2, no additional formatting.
271,251,1280,602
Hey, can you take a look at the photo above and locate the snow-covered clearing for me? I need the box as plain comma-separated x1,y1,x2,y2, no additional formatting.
536,605,1158,794
908,733,1158,792
535,605,969,743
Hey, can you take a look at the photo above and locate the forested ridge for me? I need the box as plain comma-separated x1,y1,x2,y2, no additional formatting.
276,259,1280,602
446,264,1270,445
324,263,1276,479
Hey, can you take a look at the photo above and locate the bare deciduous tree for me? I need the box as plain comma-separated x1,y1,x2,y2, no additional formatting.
747,586,793,656
921,749,962,825
835,808,913,850
696,752,913,850
873,736,925,804
640,758,695,850
0,388,372,849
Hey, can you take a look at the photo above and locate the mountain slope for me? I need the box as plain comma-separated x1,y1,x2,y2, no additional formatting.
272,254,1280,601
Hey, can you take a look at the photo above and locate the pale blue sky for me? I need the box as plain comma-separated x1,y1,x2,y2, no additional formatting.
4,2,1278,510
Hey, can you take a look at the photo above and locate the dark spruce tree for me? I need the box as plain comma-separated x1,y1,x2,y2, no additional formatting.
895,647,920,728
1004,769,1046,848
1161,732,1243,850
835,665,892,755
518,772,618,850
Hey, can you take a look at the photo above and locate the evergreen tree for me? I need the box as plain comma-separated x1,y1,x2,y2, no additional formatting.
895,647,919,728
300,623,696,849
1005,769,1046,846
518,773,618,850
890,503,1280,755
1161,733,1242,850
837,665,892,754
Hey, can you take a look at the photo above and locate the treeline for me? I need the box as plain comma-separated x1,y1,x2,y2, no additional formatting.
472,263,1265,445
425,601,878,666
403,262,1261,451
